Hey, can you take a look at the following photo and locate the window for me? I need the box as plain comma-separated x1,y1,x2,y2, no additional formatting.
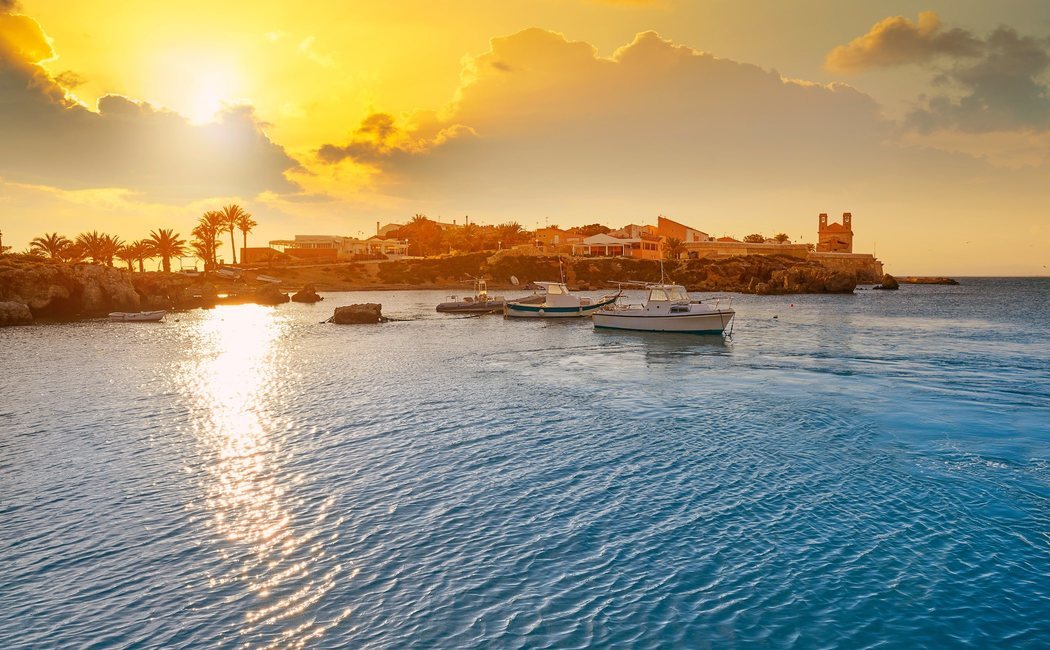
649,288,668,301
547,284,565,295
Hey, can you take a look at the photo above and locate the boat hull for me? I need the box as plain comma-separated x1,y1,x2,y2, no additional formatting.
108,311,166,322
593,309,734,333
504,295,618,318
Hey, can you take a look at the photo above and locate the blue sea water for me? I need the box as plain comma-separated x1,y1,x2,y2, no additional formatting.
1,278,1048,648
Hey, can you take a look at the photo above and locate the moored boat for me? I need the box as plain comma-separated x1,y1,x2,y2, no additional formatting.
108,310,166,322
436,278,541,313
593,284,734,334
504,282,619,318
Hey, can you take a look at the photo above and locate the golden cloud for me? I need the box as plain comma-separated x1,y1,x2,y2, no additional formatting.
825,11,982,73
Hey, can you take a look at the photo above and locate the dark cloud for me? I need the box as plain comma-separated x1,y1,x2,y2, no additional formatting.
826,12,982,72
0,12,301,200
0,0,20,14
317,111,474,165
908,27,1050,133
830,13,1050,133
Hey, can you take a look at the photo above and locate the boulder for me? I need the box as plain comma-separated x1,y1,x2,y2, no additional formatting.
824,271,857,294
330,303,383,324
254,284,290,305
291,284,323,303
873,274,899,290
0,301,32,326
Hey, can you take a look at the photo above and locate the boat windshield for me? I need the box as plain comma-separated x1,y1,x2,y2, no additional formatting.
648,288,669,301
667,286,688,301
546,284,566,295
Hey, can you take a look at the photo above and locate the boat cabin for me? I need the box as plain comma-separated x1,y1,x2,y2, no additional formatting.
534,282,588,307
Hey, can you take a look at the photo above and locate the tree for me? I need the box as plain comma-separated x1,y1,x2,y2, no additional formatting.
191,225,221,271
129,240,152,272
196,211,227,267
75,231,123,266
147,229,186,273
773,233,790,244
236,212,258,253
62,243,87,264
663,236,685,260
495,222,526,248
743,233,766,243
116,244,138,271
571,223,612,237
394,214,445,256
29,232,71,259
219,204,250,264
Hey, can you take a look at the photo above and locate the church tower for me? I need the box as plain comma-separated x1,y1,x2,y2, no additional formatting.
817,212,854,253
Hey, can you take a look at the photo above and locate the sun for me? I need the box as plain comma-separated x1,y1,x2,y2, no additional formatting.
152,49,244,124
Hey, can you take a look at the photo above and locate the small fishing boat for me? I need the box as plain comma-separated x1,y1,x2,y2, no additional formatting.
436,278,541,313
504,282,619,318
108,310,166,322
593,283,734,334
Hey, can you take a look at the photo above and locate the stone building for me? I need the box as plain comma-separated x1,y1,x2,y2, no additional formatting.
817,212,853,253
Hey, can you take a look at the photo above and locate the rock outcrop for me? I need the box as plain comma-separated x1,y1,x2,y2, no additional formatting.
873,274,899,290
291,284,323,303
896,276,959,285
0,256,140,318
330,303,383,324
0,301,32,326
253,284,290,305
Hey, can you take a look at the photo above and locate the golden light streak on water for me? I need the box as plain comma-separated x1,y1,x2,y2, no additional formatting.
177,305,343,646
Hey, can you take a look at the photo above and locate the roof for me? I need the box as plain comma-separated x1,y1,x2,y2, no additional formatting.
821,222,852,232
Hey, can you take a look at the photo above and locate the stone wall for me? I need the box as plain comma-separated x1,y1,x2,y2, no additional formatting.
681,241,811,260
807,252,883,282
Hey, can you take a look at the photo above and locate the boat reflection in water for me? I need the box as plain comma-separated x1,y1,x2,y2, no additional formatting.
177,305,350,647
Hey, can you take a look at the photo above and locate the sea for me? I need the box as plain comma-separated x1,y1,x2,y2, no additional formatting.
1,278,1048,649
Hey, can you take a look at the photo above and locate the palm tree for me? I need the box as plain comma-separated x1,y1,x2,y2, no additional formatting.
76,231,123,266
199,210,226,267
130,241,152,272
663,237,685,260
773,232,790,244
62,243,87,264
147,229,186,273
190,229,221,272
236,212,258,253
219,204,250,265
30,232,72,259
116,244,138,271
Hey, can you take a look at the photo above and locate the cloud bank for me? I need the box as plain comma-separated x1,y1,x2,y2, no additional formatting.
0,12,300,200
828,12,1050,134
319,28,889,203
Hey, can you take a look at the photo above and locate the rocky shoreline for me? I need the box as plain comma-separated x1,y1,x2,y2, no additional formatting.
1,253,887,326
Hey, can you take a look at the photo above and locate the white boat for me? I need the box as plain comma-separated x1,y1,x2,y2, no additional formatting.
108,310,166,322
504,282,619,318
593,284,734,334
436,278,541,313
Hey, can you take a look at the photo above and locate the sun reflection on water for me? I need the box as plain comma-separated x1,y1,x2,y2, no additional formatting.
178,305,348,647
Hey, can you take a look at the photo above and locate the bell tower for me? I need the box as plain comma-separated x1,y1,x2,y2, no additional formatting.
817,212,854,253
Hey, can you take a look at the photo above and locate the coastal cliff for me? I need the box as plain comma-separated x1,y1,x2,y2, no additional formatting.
371,253,858,295
0,256,140,320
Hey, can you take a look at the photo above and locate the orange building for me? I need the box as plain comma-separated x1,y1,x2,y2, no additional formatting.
656,216,710,243
817,212,854,253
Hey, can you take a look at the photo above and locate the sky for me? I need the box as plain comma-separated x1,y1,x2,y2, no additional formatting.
1,0,1049,274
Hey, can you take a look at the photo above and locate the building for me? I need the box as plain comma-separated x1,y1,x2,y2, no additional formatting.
532,226,584,251
572,232,662,259
267,234,409,260
817,212,853,253
656,216,711,243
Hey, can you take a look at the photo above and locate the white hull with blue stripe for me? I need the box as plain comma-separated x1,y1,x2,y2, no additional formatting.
503,282,619,318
